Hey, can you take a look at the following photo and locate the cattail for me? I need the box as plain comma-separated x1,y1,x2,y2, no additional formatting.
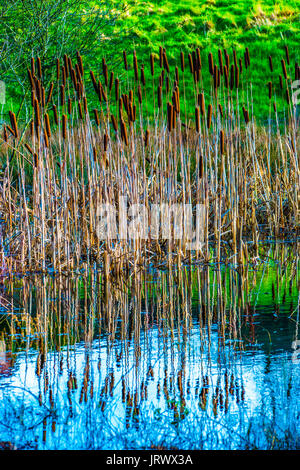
123,51,128,71
133,51,139,80
230,65,234,90
267,81,272,99
120,119,128,145
220,130,225,154
268,55,273,72
167,102,174,131
239,58,243,74
27,69,34,89
218,103,223,118
114,78,119,103
37,57,42,78
102,58,108,86
138,85,142,104
218,49,223,75
24,142,34,155
62,114,67,139
104,133,108,151
198,92,205,116
224,49,229,70
63,54,69,78
244,51,248,69
163,49,170,74
109,71,114,92
284,45,290,65
207,104,212,129
159,46,163,68
41,86,46,107
78,102,83,119
233,49,238,69
245,47,250,66
44,113,51,138
224,65,229,88
141,65,145,86
33,153,39,168
90,71,99,94
195,106,200,133
46,82,54,105
3,124,8,142
208,52,214,75
286,88,290,105
295,63,299,80
83,96,88,115
56,58,60,80
44,131,49,148
60,84,65,106
100,82,107,102
281,59,287,79
6,125,15,138
273,101,277,113
67,97,72,115
166,76,170,94
196,48,202,70
188,53,193,74
199,154,203,178
235,65,239,88
242,106,250,124
150,53,155,76
157,86,162,108
180,51,185,72
111,115,118,132
144,128,150,148
9,111,18,138
52,105,58,125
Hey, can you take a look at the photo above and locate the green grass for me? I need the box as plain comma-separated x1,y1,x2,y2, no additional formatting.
109,0,299,117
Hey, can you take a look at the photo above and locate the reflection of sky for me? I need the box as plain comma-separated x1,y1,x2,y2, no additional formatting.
0,319,299,449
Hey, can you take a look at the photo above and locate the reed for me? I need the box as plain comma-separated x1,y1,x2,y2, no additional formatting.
0,46,298,275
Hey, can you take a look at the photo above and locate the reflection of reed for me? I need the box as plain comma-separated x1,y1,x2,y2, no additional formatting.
0,244,297,443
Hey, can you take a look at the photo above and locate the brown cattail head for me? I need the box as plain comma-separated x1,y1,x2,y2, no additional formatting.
93,109,100,126
195,106,200,133
284,45,290,65
208,52,214,75
109,71,114,92
62,114,67,139
242,106,250,124
218,103,223,118
220,130,225,154
120,119,128,145
9,111,18,138
115,78,119,102
281,59,287,80
150,53,155,76
104,133,108,152
245,47,250,66
46,82,54,105
159,46,163,68
163,49,170,74
56,58,60,80
44,113,51,138
133,51,139,80
123,51,128,71
157,86,162,108
207,104,212,129
180,51,185,72
267,81,272,100
268,55,273,72
144,128,150,148
111,114,118,133
279,75,283,90
53,105,58,125
198,92,205,116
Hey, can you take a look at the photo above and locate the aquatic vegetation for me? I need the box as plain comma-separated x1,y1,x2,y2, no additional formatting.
0,47,298,275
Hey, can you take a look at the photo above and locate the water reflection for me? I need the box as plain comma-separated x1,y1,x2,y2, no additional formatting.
0,252,299,449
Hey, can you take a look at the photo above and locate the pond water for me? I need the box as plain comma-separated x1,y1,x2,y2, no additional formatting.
0,247,299,450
